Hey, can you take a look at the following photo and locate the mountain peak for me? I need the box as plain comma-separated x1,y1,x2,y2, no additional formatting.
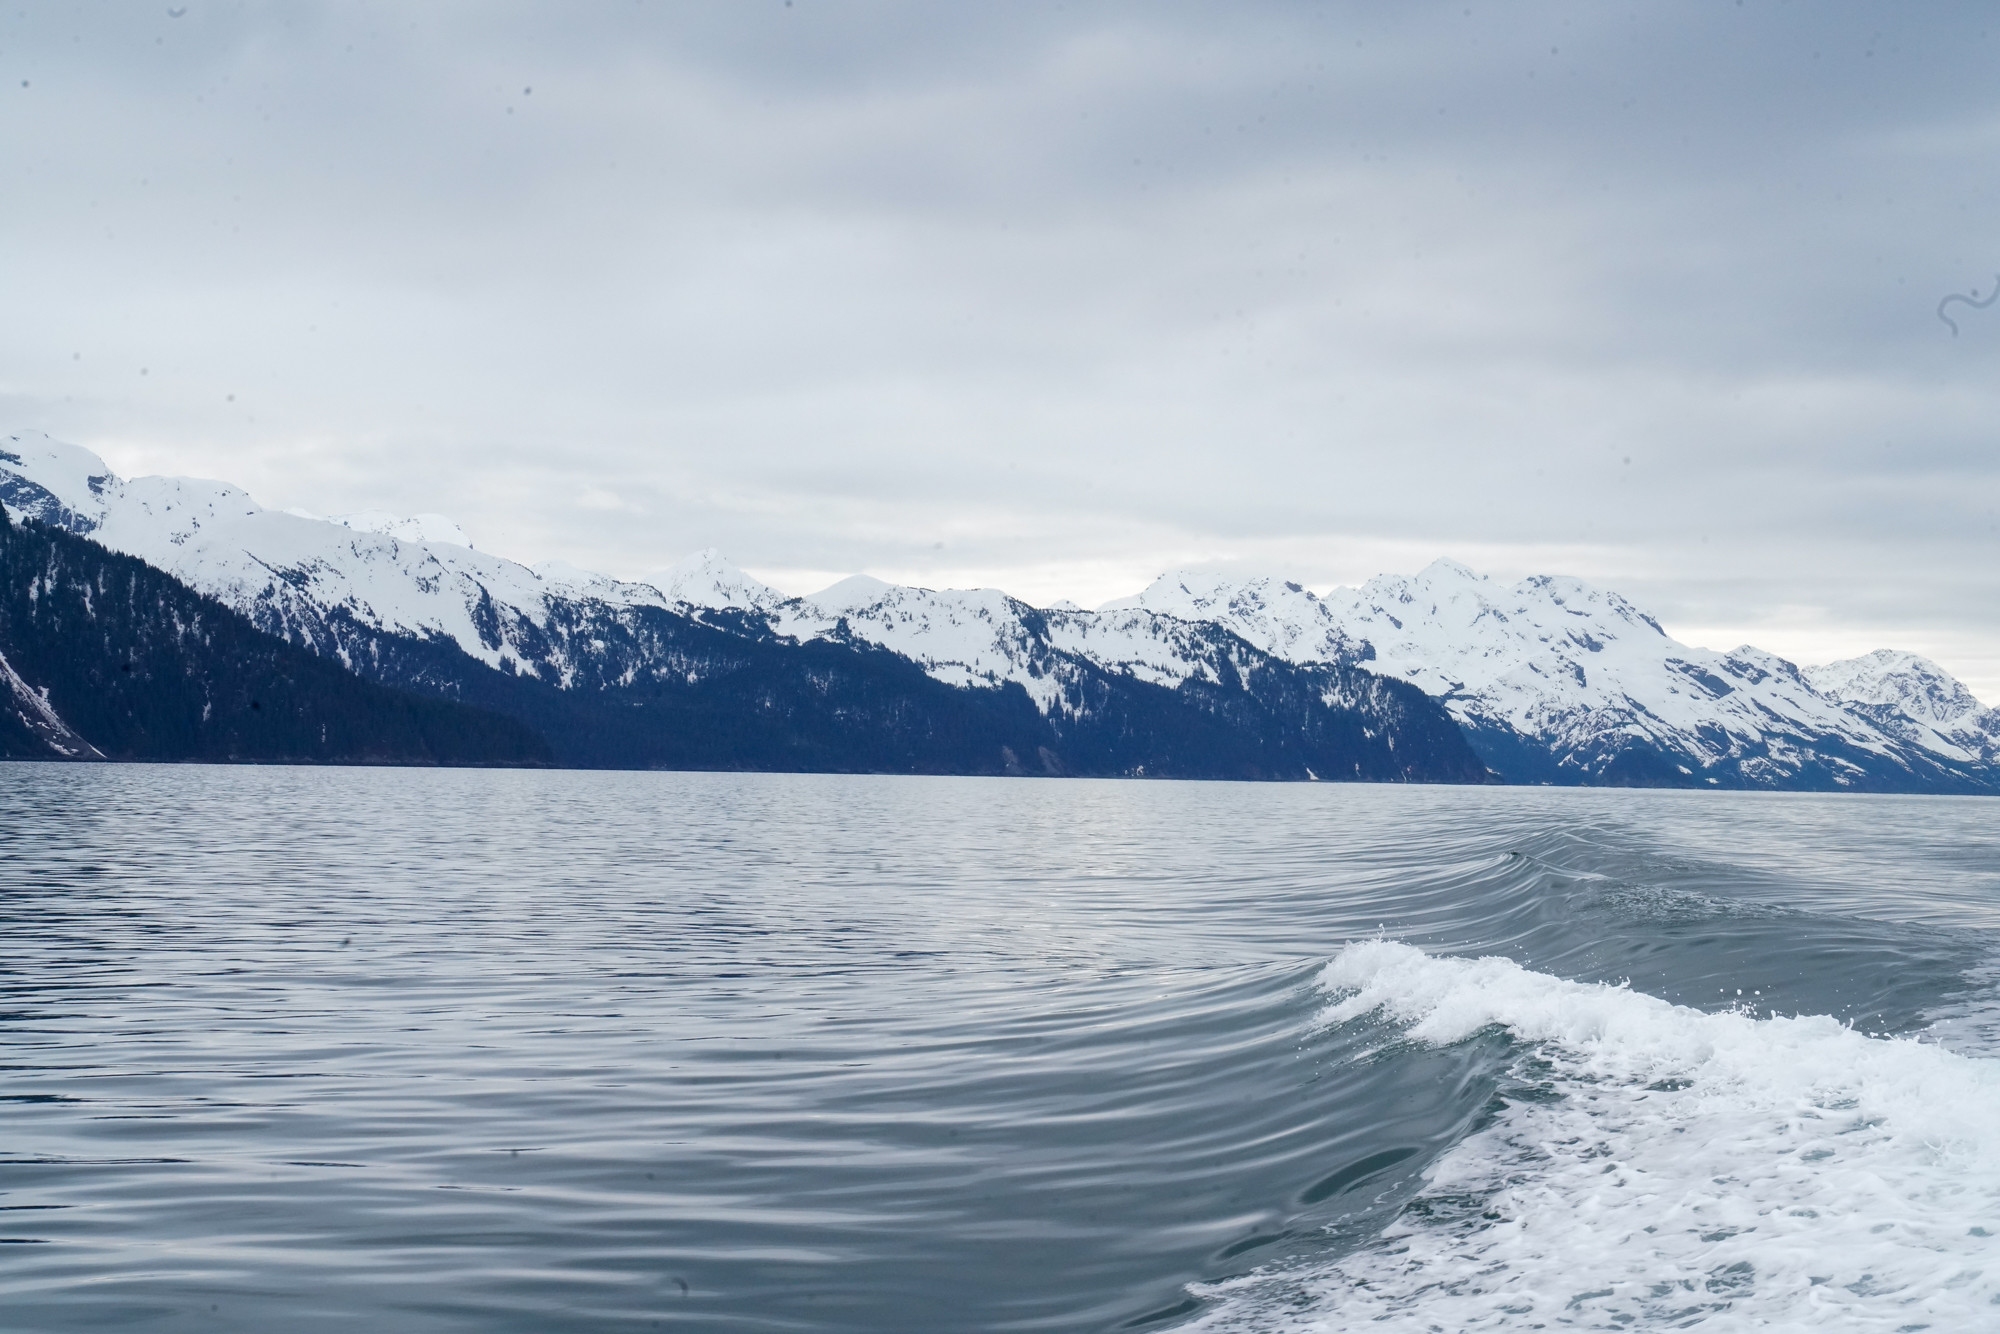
1108,567,1355,663
806,573,900,612
657,548,781,611
1416,557,1485,584
1809,650,1990,722
1105,568,1235,615
0,430,119,533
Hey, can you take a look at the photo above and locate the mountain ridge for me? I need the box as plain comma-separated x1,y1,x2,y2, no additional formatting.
0,432,1481,782
2,429,1991,791
1119,562,1998,791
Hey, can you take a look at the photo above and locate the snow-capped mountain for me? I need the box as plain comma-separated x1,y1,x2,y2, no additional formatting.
0,431,1479,781
1807,650,2000,770
0,431,1440,725
0,505,546,765
1119,563,1998,791
1103,569,1364,665
1,427,1991,790
0,430,697,680
772,575,1326,715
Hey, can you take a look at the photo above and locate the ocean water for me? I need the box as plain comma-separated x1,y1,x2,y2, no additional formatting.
0,768,1996,1333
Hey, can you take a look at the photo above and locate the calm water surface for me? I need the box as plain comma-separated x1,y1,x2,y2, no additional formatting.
0,768,1995,1331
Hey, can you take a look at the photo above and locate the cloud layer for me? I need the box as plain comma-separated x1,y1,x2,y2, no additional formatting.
4,2,1997,691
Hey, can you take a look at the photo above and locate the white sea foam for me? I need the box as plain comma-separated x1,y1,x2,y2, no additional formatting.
1190,942,2000,1332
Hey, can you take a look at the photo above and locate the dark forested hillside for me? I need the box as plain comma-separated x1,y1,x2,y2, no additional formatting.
306,602,1488,782
0,513,550,765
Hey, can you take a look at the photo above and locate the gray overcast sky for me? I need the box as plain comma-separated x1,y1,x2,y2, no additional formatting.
5,2,1999,692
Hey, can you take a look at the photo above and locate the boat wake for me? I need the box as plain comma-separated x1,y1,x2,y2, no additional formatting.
1189,941,2000,1331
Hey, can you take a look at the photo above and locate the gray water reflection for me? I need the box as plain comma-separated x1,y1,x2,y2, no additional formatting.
0,767,1992,1331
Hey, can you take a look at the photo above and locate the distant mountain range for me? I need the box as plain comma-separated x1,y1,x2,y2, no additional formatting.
2,428,1994,791
1119,568,2000,791
0,431,1481,781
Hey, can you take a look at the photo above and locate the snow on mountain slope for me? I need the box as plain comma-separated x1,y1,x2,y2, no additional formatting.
778,578,1068,708
656,548,788,613
745,569,1372,723
770,578,1268,714
0,645,102,760
0,433,1301,718
1102,570,1363,664
0,430,680,678
1121,559,1993,789
329,510,475,548
1807,650,2000,766
1321,561,1877,769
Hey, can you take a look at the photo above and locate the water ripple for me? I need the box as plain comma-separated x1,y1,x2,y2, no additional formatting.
0,767,1992,1330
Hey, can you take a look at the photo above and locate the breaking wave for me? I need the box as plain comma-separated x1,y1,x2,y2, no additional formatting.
1189,941,2000,1332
